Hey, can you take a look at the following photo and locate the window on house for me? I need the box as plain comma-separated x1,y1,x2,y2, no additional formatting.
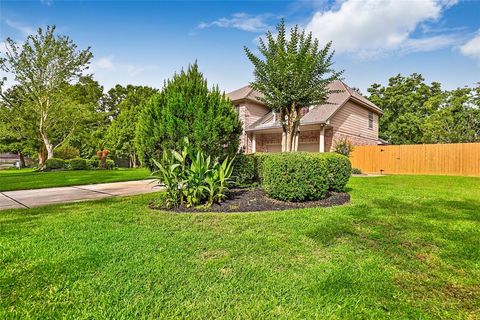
368,111,374,129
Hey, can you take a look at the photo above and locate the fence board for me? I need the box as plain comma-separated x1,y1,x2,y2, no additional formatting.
350,143,480,176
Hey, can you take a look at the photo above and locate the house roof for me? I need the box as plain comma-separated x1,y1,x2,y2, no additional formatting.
227,80,383,132
227,85,263,104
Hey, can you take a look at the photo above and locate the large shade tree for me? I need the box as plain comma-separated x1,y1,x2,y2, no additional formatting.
0,25,93,160
244,19,342,152
135,63,242,168
105,85,157,167
368,74,479,144
0,86,40,166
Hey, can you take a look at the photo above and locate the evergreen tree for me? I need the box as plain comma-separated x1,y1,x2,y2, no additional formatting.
135,63,242,168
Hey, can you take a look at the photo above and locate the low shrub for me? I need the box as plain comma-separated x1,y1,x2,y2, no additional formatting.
352,168,362,175
333,137,354,157
87,159,100,169
320,153,352,192
54,145,80,160
106,159,115,170
253,153,270,183
45,158,66,170
231,152,272,186
69,158,87,170
232,154,255,185
262,152,329,202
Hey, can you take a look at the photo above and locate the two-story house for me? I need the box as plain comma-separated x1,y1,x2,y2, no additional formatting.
227,80,384,153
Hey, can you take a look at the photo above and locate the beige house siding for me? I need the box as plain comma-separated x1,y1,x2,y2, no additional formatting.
328,101,379,150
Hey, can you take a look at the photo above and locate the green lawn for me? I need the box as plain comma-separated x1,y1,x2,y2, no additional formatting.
0,168,151,191
1,175,479,319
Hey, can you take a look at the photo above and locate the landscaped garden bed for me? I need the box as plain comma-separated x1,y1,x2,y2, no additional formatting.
150,142,352,213
150,187,350,213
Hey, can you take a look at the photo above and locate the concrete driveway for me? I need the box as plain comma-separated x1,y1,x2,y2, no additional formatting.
0,179,162,210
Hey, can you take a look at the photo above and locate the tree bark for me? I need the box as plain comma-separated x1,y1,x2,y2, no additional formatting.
18,152,25,168
282,103,303,152
38,148,46,167
42,135,54,159
132,150,137,168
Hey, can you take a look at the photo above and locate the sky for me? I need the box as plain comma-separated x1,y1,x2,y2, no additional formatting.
1,0,479,94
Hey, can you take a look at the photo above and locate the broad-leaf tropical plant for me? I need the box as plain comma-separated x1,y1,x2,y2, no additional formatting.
152,138,235,208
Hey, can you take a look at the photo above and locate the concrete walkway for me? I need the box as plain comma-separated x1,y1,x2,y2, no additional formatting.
0,179,162,210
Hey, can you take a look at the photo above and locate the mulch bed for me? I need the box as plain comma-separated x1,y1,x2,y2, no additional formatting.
149,188,350,213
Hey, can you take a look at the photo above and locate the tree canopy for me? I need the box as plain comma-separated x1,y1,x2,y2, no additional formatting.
104,85,157,167
135,63,242,168
368,74,480,144
0,26,93,162
244,19,342,152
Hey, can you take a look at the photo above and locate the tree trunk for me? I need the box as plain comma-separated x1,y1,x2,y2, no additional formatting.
44,139,54,159
18,152,25,168
132,150,137,168
38,148,46,167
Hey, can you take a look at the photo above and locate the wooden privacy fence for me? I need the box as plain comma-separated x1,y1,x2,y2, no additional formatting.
350,143,480,176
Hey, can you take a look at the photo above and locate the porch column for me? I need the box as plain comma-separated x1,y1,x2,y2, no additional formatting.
319,126,325,153
252,133,256,153
294,130,299,151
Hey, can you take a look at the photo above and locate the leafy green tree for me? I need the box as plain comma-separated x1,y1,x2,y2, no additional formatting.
368,74,479,144
104,85,157,167
61,77,107,158
0,25,92,160
135,63,242,168
0,85,41,166
368,74,443,144
101,84,130,120
421,87,480,143
244,19,342,152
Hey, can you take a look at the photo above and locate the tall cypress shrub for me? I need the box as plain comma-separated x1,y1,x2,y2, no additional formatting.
135,63,242,168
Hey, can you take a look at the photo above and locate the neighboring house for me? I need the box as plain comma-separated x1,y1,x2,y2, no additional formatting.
0,153,20,168
227,80,383,153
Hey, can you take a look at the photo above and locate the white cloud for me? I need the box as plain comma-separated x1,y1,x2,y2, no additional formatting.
92,56,158,77
95,57,115,70
197,13,271,33
40,0,53,5
305,0,458,56
460,31,480,60
401,34,461,53
4,19,35,37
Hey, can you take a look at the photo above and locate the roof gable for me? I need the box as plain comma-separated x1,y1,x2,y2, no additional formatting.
228,81,382,131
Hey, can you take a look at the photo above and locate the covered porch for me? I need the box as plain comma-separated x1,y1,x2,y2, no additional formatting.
246,124,333,153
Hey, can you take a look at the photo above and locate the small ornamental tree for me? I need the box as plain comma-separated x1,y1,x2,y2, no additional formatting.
135,63,242,168
244,19,342,152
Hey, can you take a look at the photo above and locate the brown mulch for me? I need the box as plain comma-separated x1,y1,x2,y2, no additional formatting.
149,188,350,213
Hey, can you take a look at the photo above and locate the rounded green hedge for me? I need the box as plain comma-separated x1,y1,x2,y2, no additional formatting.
232,154,256,185
106,159,115,170
87,159,100,169
232,152,277,186
320,153,352,192
45,158,66,170
69,158,88,170
263,152,329,202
